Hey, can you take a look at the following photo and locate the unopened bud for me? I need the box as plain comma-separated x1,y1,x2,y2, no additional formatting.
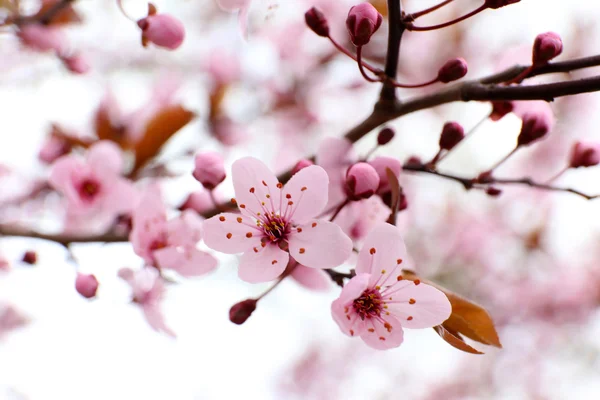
486,187,502,197
517,112,551,146
485,0,521,9
292,159,314,175
569,141,600,168
368,156,401,194
346,3,383,46
229,299,257,325
22,251,37,265
377,127,395,145
437,58,468,83
439,122,465,150
75,273,99,299
346,162,380,199
305,7,330,37
404,156,422,167
138,12,185,50
532,32,562,66
193,152,226,190
490,101,514,121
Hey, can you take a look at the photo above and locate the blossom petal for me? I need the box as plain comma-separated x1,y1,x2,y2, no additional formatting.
355,223,408,285
282,165,329,224
105,178,138,215
384,281,452,329
316,137,355,169
288,220,352,269
290,265,331,291
238,243,288,283
87,141,124,176
203,213,262,254
232,157,280,217
331,273,370,336
142,303,176,338
360,314,404,350
216,0,251,12
49,156,86,205
166,210,204,248
154,248,218,277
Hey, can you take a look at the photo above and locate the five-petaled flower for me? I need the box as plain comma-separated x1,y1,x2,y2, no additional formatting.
203,157,353,283
331,223,452,350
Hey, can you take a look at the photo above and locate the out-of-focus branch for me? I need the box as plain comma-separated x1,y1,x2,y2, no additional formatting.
0,225,127,246
13,0,76,25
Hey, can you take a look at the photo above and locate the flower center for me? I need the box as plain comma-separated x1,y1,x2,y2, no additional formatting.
259,214,290,243
353,288,383,320
79,179,100,201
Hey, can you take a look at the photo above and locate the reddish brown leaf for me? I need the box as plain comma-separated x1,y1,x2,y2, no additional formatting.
50,124,93,148
131,105,195,172
385,167,401,224
209,84,229,122
433,325,484,355
401,270,502,348
94,106,128,148
32,1,82,26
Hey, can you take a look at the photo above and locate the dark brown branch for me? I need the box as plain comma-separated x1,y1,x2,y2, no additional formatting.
380,0,405,102
15,0,76,26
0,225,127,246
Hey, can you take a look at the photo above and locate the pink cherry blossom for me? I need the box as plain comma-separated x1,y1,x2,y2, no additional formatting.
367,156,401,195
118,267,175,337
290,265,331,291
18,24,68,54
130,186,218,277
331,223,452,350
49,141,137,217
203,157,353,283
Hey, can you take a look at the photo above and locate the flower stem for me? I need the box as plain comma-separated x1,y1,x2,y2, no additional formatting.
437,112,489,164
409,0,456,20
328,36,380,74
407,5,487,31
330,199,350,222
356,46,381,83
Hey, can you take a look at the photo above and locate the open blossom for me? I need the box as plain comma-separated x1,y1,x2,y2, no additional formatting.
118,267,175,337
49,141,137,216
203,157,352,283
331,223,452,350
130,186,217,277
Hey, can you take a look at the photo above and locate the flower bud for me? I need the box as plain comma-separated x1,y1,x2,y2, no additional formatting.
377,127,395,145
292,159,314,175
486,187,502,197
569,141,600,168
346,3,383,47
138,14,185,50
229,299,257,325
532,32,562,66
490,101,514,121
404,156,422,167
75,273,99,299
368,157,401,194
437,58,468,83
22,251,37,265
61,54,90,74
485,0,521,9
193,152,226,190
439,122,465,150
517,112,551,146
346,162,380,199
305,7,330,37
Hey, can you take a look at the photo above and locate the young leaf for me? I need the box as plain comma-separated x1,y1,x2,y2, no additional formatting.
433,325,484,354
385,166,401,225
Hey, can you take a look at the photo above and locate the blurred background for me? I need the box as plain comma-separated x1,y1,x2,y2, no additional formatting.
2,0,600,398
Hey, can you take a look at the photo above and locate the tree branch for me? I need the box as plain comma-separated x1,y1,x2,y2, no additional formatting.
0,225,127,246
14,0,76,26
380,0,405,102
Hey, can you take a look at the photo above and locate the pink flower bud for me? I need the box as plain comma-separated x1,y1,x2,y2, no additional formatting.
39,134,72,164
346,3,383,47
490,101,514,121
517,112,551,146
229,299,257,325
532,32,562,66
193,152,226,190
75,273,99,299
18,24,67,54
437,58,468,83
22,251,37,265
439,122,465,150
346,162,380,199
486,187,502,196
292,159,314,175
569,142,600,168
377,127,395,145
404,156,422,167
305,7,330,37
369,156,402,194
61,54,90,74
178,191,213,213
485,0,521,9
138,14,185,50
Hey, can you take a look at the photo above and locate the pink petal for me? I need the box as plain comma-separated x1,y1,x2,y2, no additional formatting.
232,157,280,217
49,156,87,205
360,314,404,350
238,243,288,283
290,265,331,291
385,281,452,329
87,141,124,176
288,220,353,269
355,223,408,285
154,247,218,277
316,137,355,169
165,210,204,248
331,273,370,336
142,303,176,338
129,186,167,262
216,0,251,12
203,213,262,254
282,165,329,224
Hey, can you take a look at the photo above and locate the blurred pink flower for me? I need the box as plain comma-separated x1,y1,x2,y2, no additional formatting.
0,305,28,339
331,223,451,350
216,0,252,34
138,14,185,50
203,157,352,283
118,267,175,337
130,186,217,277
38,132,72,164
75,273,99,299
49,141,137,217
61,53,90,74
179,190,214,214
18,24,67,54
